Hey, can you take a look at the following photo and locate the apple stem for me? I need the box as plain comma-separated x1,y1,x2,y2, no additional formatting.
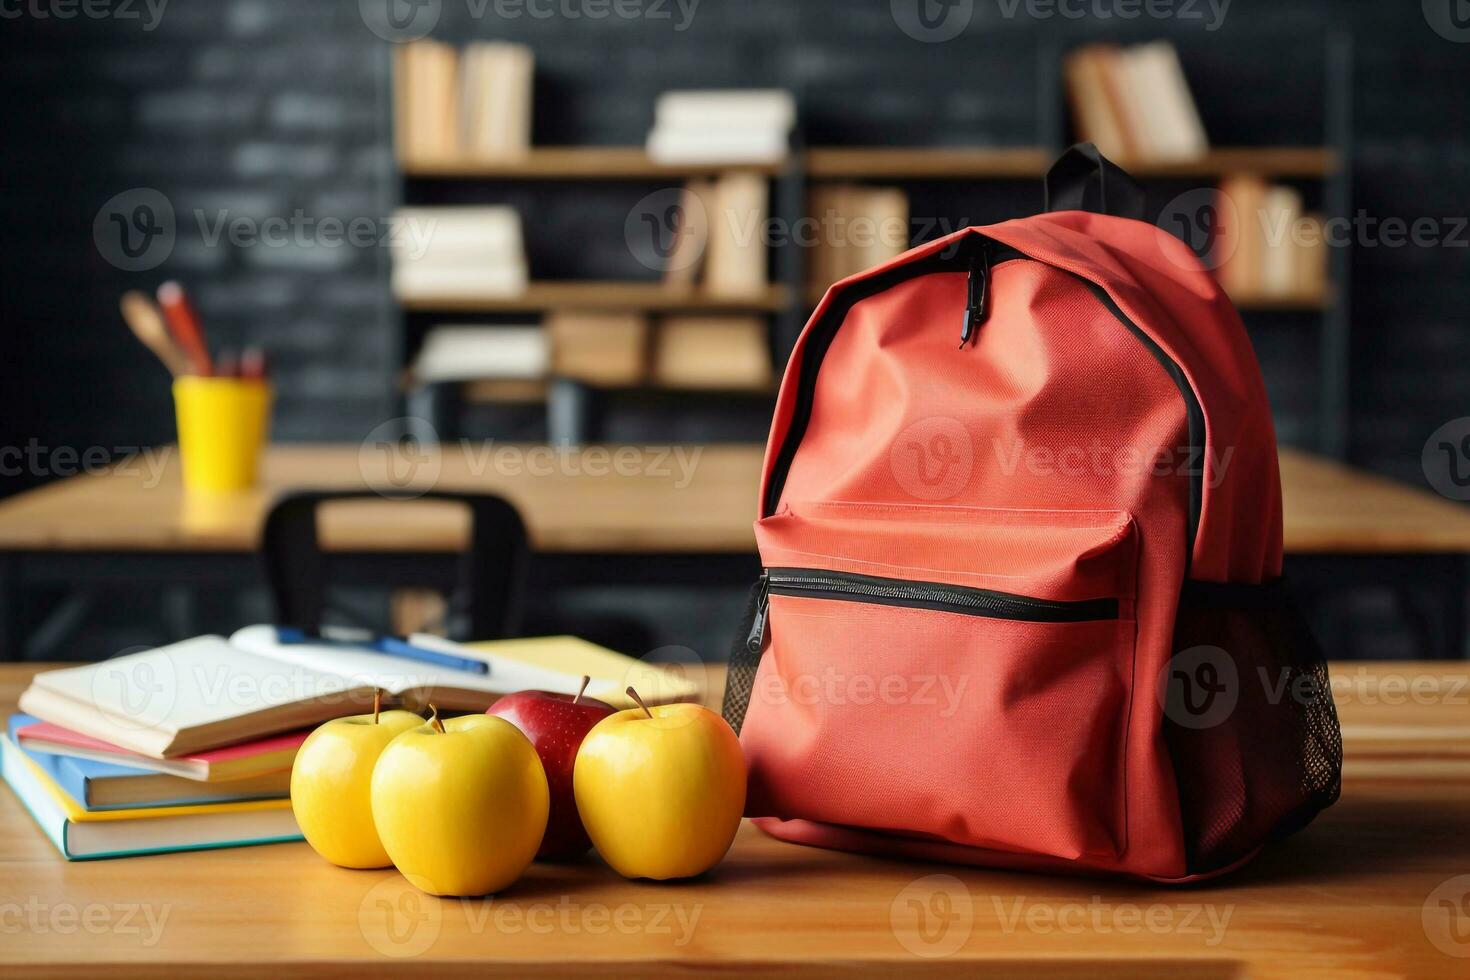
625,686,654,720
373,688,382,725
427,703,446,734
573,675,591,705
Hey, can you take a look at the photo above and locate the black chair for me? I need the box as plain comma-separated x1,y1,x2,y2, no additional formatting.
260,490,528,641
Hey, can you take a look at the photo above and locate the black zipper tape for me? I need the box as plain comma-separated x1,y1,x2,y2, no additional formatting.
765,567,1119,623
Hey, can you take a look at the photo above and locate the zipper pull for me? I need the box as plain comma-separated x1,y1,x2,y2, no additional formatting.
745,571,770,653
960,241,990,348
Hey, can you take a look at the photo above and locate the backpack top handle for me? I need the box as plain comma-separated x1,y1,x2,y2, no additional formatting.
1043,142,1147,222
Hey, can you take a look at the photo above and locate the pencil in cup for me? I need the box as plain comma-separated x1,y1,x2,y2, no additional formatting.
173,376,273,494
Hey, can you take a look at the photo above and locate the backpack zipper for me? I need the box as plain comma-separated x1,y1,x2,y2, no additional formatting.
762,235,1204,568
745,567,1118,652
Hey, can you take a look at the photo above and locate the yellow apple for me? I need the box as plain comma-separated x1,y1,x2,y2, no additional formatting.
370,711,548,896
291,705,422,869
573,700,746,880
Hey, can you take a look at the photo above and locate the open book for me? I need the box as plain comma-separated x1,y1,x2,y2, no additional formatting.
19,626,697,760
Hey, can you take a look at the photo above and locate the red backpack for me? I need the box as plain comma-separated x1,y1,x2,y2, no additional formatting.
722,145,1342,881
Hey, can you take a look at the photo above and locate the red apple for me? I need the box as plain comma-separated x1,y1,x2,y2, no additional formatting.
487,679,614,859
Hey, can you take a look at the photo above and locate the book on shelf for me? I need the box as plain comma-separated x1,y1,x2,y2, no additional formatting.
412,325,549,384
807,184,910,287
703,171,770,297
1213,174,1327,300
646,89,794,165
662,178,715,288
390,206,528,301
652,316,772,390
1064,41,1208,163
547,312,650,386
395,40,534,161
460,41,534,157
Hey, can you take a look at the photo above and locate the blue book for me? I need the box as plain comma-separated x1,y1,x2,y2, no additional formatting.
5,716,289,811
1,731,301,861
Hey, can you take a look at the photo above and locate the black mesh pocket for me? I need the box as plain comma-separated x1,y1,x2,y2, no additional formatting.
1161,579,1343,874
721,576,766,736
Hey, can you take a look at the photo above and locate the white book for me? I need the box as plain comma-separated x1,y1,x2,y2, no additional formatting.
1260,185,1303,297
393,206,525,256
653,89,796,132
392,263,529,300
646,126,789,164
1124,42,1208,161
17,627,626,760
414,325,549,382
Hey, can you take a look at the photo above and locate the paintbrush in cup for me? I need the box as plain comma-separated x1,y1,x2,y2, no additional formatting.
119,290,190,377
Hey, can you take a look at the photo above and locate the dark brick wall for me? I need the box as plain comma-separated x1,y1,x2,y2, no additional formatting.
3,0,1465,492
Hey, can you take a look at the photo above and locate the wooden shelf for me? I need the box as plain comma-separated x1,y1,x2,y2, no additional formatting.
461,378,776,404
401,148,788,179
400,281,791,313
805,147,1052,179
802,146,1337,180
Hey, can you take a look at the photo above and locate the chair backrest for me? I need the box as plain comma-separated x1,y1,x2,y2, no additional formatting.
260,490,528,640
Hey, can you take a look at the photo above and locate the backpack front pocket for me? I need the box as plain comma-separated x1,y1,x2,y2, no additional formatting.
741,501,1139,862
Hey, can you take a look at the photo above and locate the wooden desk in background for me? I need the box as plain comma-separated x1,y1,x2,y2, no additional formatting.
1,660,1467,977
1,444,1469,657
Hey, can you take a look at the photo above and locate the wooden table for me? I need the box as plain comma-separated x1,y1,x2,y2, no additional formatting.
1,444,1469,658
1,660,1467,978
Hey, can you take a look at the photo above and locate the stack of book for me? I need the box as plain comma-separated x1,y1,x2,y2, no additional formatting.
645,90,794,165
394,40,534,162
806,184,910,288
652,316,772,391
662,173,770,297
547,312,650,387
391,206,528,301
1215,175,1329,301
412,325,549,385
3,628,698,860
1063,41,1208,163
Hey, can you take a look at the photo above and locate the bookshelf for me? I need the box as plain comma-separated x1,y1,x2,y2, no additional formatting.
390,34,1354,456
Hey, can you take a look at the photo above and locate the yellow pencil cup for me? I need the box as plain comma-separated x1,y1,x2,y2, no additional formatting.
173,377,272,494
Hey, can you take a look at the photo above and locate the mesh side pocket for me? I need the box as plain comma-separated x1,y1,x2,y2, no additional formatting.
1162,579,1342,874
722,576,766,735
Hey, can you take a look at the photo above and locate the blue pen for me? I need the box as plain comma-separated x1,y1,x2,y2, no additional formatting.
275,626,489,675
